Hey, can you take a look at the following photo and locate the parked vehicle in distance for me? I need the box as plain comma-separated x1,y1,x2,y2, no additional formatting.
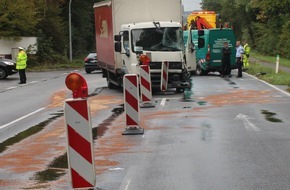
0,58,17,79
84,52,100,74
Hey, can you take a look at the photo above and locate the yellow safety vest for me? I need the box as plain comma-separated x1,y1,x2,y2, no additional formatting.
244,44,250,55
16,50,27,69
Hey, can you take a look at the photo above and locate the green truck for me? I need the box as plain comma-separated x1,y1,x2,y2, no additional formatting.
184,28,236,75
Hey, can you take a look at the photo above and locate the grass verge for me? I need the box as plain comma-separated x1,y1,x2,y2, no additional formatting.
251,51,290,67
246,61,290,92
27,59,83,72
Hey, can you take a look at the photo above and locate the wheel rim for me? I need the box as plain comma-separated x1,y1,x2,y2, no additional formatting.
0,68,6,79
196,66,202,75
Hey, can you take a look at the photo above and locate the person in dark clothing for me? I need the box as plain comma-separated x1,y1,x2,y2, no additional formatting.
221,42,231,78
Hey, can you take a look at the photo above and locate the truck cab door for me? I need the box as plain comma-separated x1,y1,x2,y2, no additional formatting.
184,30,197,73
121,30,133,73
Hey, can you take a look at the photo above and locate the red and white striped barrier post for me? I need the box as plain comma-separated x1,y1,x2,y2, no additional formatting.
140,65,155,108
64,73,96,189
123,74,144,135
161,61,169,91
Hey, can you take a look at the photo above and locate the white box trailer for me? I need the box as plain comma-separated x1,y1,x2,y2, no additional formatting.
94,0,190,90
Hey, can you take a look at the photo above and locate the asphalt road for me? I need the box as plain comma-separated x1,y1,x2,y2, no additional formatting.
0,69,105,142
95,72,290,190
0,69,290,189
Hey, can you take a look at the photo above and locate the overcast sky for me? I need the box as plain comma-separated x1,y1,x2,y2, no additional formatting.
182,0,202,11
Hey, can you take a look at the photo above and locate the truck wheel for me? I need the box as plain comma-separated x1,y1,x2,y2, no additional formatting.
176,88,184,93
85,69,91,74
195,65,203,76
107,79,115,89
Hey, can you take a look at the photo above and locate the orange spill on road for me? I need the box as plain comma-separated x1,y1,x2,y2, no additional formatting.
0,88,282,189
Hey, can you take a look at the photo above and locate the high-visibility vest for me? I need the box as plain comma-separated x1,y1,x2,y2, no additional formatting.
244,44,250,55
16,50,27,69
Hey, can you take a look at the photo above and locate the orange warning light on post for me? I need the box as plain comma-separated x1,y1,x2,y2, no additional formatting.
65,72,88,98
139,54,151,65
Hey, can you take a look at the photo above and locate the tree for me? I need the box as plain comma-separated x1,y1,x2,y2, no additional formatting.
62,0,98,57
247,0,290,56
201,0,222,13
29,0,68,65
0,0,38,37
279,20,290,58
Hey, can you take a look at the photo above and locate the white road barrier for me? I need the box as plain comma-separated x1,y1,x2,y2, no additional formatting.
64,99,96,189
140,65,155,108
123,74,144,135
161,61,169,91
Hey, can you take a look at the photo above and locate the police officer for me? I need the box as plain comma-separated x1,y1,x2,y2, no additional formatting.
16,47,27,84
243,42,250,69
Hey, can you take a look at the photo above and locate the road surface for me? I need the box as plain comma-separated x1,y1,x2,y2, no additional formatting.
0,70,290,189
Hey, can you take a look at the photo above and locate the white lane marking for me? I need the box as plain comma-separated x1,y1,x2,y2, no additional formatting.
0,107,45,130
160,98,166,106
6,86,17,90
29,81,38,84
125,179,131,190
109,167,125,171
234,113,261,132
246,73,290,97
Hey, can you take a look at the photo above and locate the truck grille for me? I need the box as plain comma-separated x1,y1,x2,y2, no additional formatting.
149,62,182,70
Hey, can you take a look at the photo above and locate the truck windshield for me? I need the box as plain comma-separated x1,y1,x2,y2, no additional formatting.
132,27,184,52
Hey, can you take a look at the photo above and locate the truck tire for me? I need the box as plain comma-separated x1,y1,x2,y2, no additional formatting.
107,80,115,89
176,88,184,93
195,65,203,76
106,71,116,89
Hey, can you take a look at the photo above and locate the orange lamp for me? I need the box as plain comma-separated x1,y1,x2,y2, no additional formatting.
139,54,151,65
65,73,88,98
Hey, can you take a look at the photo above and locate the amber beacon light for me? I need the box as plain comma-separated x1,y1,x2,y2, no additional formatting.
139,54,151,65
65,72,88,98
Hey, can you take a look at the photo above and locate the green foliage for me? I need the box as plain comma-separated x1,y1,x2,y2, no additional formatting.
201,0,222,12
249,52,290,91
251,51,290,67
27,58,83,71
247,62,290,86
1,0,101,66
0,0,39,36
36,1,67,56
278,20,290,58
68,0,97,57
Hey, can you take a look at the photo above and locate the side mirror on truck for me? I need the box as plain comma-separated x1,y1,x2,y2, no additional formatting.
114,34,122,42
115,42,122,52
